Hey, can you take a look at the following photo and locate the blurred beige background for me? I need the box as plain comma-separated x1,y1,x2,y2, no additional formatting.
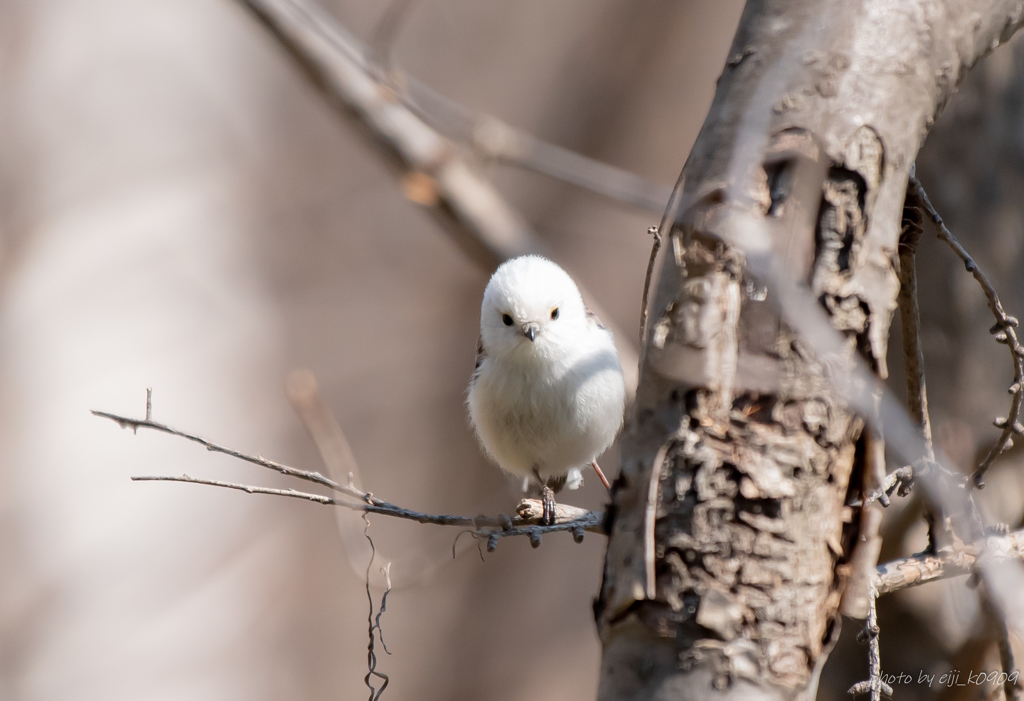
0,1,744,699
4,1,1024,700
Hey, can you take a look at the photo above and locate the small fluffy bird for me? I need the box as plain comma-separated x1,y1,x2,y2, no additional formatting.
467,255,626,524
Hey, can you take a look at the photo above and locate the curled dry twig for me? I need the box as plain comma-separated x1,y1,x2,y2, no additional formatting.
363,515,391,701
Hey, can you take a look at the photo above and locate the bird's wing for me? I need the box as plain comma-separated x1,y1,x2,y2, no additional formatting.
472,336,486,380
585,306,607,331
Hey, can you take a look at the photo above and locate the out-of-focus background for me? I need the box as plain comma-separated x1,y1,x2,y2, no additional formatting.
1,1,1022,700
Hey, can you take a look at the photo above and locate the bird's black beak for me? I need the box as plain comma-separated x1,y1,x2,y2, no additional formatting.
523,323,539,342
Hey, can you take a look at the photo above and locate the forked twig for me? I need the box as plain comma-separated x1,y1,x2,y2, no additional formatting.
96,399,603,550
92,409,346,493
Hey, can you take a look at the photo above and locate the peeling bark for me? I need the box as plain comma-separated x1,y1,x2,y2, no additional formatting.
596,1,1024,700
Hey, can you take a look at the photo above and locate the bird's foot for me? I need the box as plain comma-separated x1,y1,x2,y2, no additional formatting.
541,485,557,526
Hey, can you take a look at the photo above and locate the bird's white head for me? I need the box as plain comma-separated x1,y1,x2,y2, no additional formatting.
480,255,588,358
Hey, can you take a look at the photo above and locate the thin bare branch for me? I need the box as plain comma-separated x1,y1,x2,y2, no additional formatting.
401,86,673,212
98,397,603,554
896,184,946,556
898,191,935,464
93,409,346,494
639,225,662,347
910,176,1024,488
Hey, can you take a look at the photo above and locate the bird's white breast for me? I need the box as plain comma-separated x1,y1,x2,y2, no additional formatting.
468,328,625,483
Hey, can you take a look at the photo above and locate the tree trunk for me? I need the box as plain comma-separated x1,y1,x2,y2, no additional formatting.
595,1,1024,700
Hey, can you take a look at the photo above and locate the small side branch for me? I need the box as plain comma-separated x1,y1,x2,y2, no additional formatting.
873,529,1024,595
909,177,1024,488
92,409,346,493
639,225,663,348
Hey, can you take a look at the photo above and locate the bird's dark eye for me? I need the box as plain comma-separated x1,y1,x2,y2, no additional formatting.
502,313,514,326
550,308,559,320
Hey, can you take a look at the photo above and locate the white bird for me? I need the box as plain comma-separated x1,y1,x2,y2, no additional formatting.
467,255,626,524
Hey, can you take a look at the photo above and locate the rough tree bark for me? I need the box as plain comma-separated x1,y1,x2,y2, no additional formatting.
596,2,1024,700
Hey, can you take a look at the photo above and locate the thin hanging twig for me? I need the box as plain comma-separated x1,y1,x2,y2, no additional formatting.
848,587,891,701
363,516,391,701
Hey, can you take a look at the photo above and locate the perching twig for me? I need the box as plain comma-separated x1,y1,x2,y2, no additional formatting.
99,395,1024,593
129,475,602,540
96,403,603,549
910,176,1024,488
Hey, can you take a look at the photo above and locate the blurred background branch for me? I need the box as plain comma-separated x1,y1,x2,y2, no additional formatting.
234,0,685,392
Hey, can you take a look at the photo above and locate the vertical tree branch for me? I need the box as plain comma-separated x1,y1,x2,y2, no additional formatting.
897,190,935,463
